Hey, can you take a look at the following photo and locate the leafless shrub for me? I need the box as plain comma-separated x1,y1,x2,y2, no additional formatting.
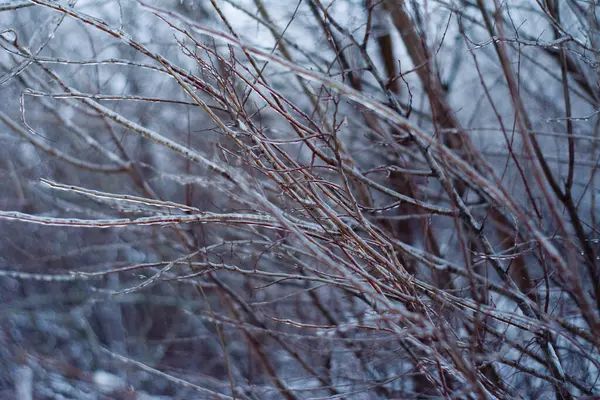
0,0,598,398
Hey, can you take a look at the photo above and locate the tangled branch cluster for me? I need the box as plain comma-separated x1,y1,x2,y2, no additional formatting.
0,0,599,398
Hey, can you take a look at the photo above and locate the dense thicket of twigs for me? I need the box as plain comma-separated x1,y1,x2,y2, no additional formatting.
0,0,599,398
